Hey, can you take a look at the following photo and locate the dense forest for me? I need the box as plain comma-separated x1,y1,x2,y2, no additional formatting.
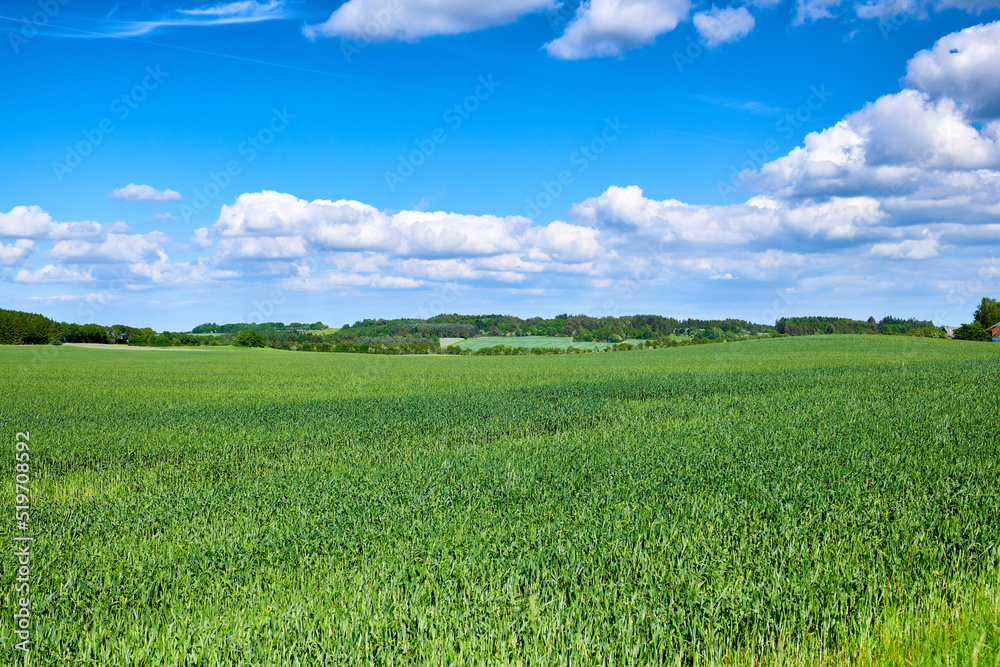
776,316,939,337
192,321,328,334
0,308,63,345
337,313,776,343
2,299,996,353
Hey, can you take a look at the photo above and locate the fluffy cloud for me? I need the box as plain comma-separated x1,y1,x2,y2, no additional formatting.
562,23,1000,291
303,0,554,40
904,21,1000,119
856,0,1000,19
868,234,941,259
752,89,1000,200
0,205,103,240
13,265,95,283
525,220,611,263
191,191,615,289
693,6,755,47
572,185,885,243
50,232,170,263
107,184,182,202
675,250,813,281
9,21,1000,322
126,252,240,285
0,240,35,266
805,0,1000,23
281,270,425,291
299,0,998,62
544,0,691,59
794,0,845,24
206,191,590,260
216,236,310,260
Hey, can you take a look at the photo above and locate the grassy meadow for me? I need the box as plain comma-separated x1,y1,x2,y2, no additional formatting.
1,336,999,665
454,335,651,350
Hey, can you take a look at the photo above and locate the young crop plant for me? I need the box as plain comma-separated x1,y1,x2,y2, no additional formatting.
0,335,997,666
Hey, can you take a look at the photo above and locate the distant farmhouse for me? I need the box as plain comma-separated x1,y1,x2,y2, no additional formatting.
944,326,958,339
991,322,1000,342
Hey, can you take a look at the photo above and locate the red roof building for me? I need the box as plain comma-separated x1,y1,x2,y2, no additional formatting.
990,322,1000,341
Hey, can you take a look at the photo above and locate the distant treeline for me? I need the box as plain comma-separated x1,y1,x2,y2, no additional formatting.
5,303,994,354
62,323,206,346
776,316,938,337
0,308,63,345
441,336,745,356
192,321,327,334
338,314,777,344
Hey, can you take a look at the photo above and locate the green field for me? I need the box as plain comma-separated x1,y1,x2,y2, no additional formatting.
2,337,999,665
454,335,651,350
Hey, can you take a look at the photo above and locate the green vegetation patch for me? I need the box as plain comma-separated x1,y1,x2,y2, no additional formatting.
1,336,998,665
456,335,612,350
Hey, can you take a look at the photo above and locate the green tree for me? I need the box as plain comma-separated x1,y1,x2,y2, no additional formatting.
953,321,991,342
973,297,1000,329
233,329,267,347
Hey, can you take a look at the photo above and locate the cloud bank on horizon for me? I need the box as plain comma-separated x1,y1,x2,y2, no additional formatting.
3,6,1000,328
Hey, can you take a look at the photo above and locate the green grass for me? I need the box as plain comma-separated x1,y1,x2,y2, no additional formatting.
456,335,613,350
1,336,998,665
456,335,692,350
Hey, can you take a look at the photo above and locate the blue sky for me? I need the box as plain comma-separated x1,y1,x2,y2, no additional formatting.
1,0,998,331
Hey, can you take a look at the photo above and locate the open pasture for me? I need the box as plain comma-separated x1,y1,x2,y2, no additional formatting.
1,336,998,665
453,335,632,350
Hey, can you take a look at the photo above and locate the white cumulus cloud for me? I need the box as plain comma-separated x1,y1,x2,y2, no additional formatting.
693,6,755,47
752,89,1000,200
0,205,104,240
50,232,170,264
544,0,692,59
193,191,616,288
0,240,35,266
107,184,182,202
13,265,96,283
904,21,1000,119
303,0,554,40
